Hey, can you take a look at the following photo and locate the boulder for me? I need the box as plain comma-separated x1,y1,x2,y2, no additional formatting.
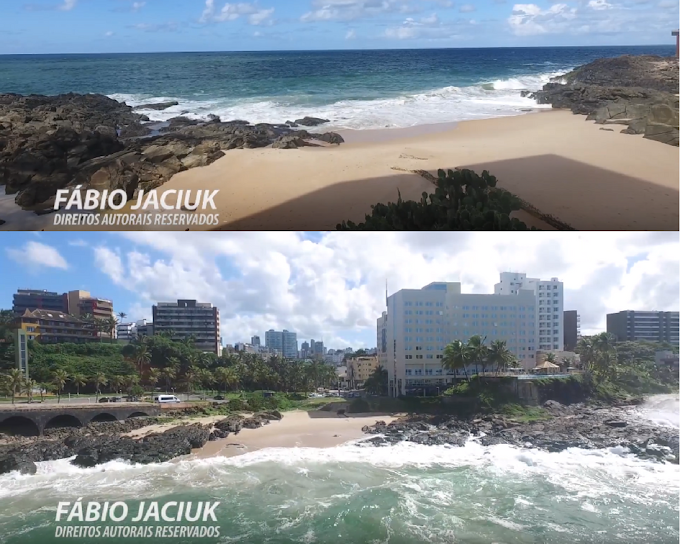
294,116,330,127
95,125,118,140
272,135,308,149
0,454,37,475
315,132,345,145
142,145,176,163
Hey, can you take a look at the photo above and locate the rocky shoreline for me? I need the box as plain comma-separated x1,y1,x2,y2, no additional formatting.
361,400,679,464
0,410,282,475
0,92,344,216
523,55,679,146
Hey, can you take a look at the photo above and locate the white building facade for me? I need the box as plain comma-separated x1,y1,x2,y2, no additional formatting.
378,277,542,397
494,273,564,352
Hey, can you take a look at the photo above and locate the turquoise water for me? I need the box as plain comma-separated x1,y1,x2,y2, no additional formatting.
0,46,673,129
0,396,677,544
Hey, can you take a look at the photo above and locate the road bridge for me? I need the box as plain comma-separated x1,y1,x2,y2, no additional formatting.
0,403,161,436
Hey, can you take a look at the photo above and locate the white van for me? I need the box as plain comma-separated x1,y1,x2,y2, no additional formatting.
154,395,182,404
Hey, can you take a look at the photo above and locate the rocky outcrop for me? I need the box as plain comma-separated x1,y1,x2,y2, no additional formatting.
525,55,679,147
134,101,179,111
0,93,344,214
361,401,679,463
71,424,211,467
294,116,330,127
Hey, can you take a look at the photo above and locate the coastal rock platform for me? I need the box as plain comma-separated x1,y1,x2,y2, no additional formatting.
525,55,679,146
0,93,343,212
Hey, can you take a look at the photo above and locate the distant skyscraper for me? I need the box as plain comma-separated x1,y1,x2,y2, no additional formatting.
251,335,261,346
265,329,298,358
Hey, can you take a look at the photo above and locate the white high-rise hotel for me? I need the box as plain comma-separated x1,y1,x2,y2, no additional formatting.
377,273,563,397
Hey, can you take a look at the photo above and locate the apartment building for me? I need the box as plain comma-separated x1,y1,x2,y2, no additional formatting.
563,310,581,351
494,273,564,352
12,289,68,315
378,278,538,397
12,289,114,324
607,311,679,345
347,356,379,388
152,299,220,354
264,330,298,358
15,309,97,344
68,290,114,321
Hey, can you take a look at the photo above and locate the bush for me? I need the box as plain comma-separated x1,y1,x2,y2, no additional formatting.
337,169,535,231
228,398,247,411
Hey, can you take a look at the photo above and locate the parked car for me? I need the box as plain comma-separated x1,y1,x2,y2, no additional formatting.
110,396,123,403
153,395,182,404
125,396,141,402
98,397,110,403
213,395,225,401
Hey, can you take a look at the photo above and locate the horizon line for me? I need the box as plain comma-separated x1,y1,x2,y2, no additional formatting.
0,43,673,57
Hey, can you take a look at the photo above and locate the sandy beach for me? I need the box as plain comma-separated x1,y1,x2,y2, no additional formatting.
6,109,678,232
190,411,398,459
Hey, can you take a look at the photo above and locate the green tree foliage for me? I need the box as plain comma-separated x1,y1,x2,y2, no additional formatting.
364,366,388,396
337,169,534,231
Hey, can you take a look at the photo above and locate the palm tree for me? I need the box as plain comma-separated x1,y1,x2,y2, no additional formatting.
92,373,107,402
214,366,239,393
184,366,199,397
51,369,68,404
23,379,36,404
133,344,151,375
71,373,87,396
147,368,161,389
467,335,488,376
160,366,177,392
6,369,24,404
443,340,471,381
117,312,127,321
487,340,514,373
109,375,124,394
364,365,388,396
545,352,557,364
105,316,118,343
122,375,139,396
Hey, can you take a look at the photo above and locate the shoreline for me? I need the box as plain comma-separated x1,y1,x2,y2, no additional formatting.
6,108,676,232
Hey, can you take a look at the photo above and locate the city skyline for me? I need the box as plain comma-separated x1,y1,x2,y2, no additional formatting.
2,0,677,55
1,232,678,349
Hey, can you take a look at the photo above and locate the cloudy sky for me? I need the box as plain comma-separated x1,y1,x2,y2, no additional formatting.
0,0,676,54
1,232,678,350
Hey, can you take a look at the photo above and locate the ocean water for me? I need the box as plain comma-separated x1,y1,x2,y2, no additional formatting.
0,46,674,130
0,394,677,544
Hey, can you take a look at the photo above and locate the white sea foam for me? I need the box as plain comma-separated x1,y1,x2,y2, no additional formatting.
634,394,679,429
108,71,565,130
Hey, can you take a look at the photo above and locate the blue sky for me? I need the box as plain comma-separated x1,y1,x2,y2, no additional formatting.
1,0,676,54
1,232,678,350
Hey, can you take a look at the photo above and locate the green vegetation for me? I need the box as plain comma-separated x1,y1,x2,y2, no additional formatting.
337,169,535,231
442,336,520,379
0,327,342,403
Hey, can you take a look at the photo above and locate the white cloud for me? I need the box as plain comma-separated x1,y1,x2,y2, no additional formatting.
199,0,274,25
7,241,69,271
301,0,413,23
59,0,77,11
508,3,577,36
91,232,678,348
104,31,115,37
587,0,612,10
459,4,476,12
345,29,357,39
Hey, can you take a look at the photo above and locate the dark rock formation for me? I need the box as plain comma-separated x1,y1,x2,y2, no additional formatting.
0,93,345,215
294,116,330,127
525,55,679,147
361,401,679,463
134,101,179,111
